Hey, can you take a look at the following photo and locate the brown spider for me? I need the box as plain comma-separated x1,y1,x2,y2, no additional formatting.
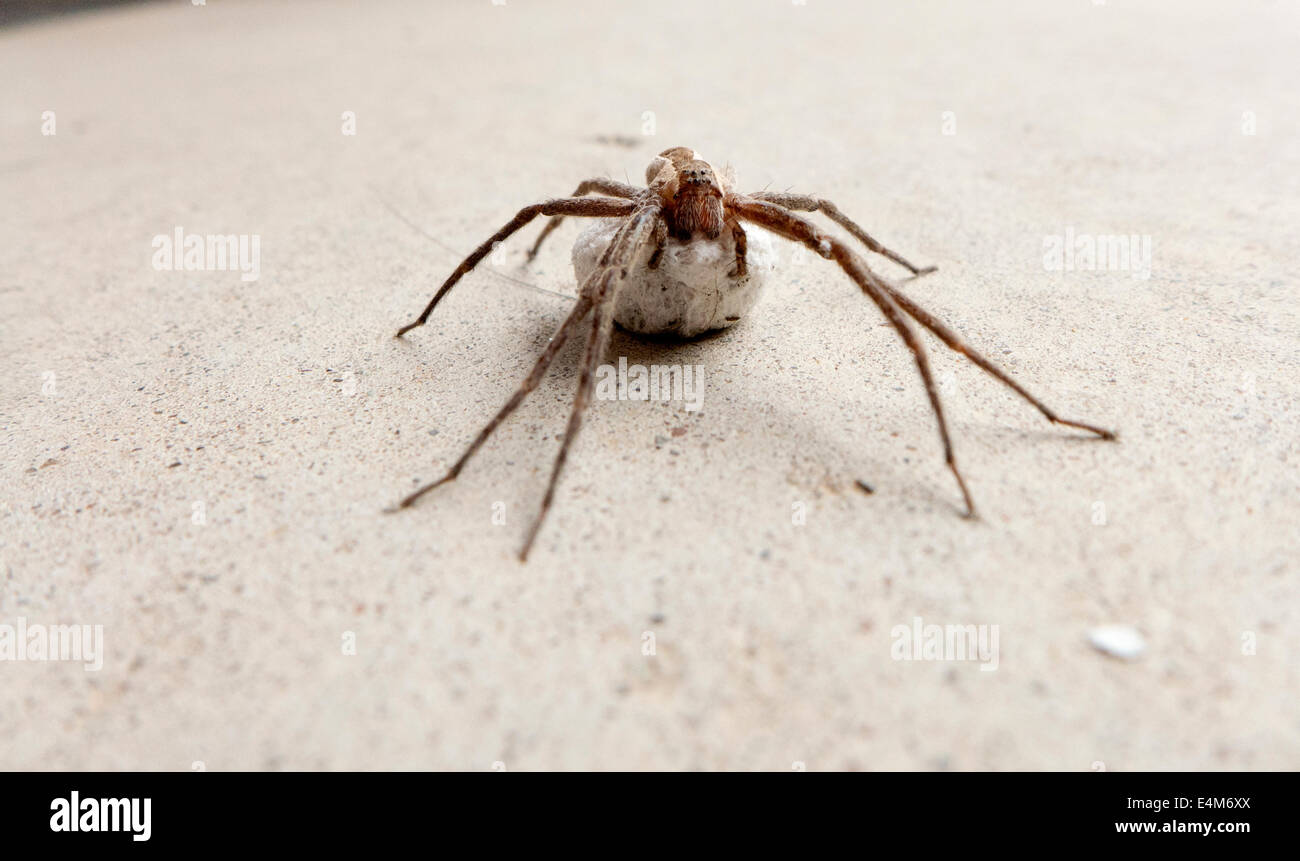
392,146,1116,560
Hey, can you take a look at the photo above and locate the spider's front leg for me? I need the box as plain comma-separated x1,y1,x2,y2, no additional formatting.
759,193,1115,437
393,202,663,561
730,194,974,514
395,195,635,338
391,291,595,511
520,203,662,560
729,193,1115,516
525,178,644,263
873,285,1117,440
749,191,936,277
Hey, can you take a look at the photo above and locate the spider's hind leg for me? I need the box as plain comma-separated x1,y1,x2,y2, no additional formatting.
749,191,937,277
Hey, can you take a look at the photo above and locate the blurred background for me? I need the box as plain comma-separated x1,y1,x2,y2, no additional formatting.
0,0,151,27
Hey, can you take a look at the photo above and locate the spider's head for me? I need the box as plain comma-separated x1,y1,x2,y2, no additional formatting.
678,159,720,191
646,147,725,195
647,147,728,239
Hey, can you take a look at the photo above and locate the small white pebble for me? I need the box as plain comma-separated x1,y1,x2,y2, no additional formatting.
1088,625,1146,660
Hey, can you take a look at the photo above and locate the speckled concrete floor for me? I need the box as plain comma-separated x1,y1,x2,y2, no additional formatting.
2,0,1297,770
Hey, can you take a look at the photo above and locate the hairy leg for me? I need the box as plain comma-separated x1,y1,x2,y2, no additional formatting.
394,204,663,560
872,283,1117,439
730,195,977,514
395,195,636,338
520,204,661,560
395,207,651,509
393,290,595,509
749,191,1113,437
725,215,748,278
646,216,668,269
749,191,936,277
526,178,644,263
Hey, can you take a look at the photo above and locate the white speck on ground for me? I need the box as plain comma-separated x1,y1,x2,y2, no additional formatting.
1088,626,1148,661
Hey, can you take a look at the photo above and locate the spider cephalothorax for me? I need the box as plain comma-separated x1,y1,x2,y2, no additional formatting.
392,146,1116,560
648,147,727,240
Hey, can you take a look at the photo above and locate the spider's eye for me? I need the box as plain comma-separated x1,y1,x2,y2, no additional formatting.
682,164,713,186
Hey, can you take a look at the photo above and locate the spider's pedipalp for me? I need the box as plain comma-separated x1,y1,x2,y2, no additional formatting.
526,178,645,263
749,191,937,276
395,195,636,338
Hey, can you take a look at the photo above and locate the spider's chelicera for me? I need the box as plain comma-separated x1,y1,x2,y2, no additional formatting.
392,146,1116,560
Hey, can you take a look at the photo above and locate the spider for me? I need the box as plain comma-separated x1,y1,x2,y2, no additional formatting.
391,146,1116,560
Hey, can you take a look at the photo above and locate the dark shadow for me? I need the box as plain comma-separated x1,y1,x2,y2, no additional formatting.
0,0,160,29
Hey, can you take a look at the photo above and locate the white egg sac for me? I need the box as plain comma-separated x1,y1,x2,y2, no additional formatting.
572,217,778,338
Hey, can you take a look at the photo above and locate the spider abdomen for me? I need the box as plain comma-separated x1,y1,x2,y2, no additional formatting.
572,218,777,338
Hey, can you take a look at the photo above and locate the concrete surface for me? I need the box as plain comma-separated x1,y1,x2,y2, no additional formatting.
1,0,1297,770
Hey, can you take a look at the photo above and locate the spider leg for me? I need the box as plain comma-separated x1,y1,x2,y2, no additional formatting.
871,282,1117,439
725,214,748,278
392,291,595,510
525,178,644,263
394,204,661,558
395,210,647,509
395,195,635,338
646,216,668,270
520,204,662,560
730,195,976,516
748,191,936,277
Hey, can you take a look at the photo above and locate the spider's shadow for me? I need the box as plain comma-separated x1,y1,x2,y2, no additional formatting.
605,320,1113,519
603,322,972,518
606,322,735,364
416,309,1110,525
